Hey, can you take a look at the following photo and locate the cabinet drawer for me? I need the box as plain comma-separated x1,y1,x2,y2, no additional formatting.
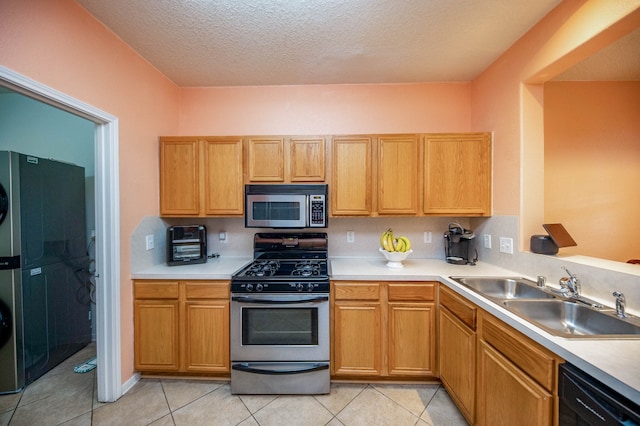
333,282,380,301
440,285,476,330
480,313,558,392
134,281,179,299
185,281,229,299
388,282,436,302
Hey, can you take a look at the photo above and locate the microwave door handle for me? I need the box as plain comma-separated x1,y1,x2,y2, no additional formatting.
231,295,329,304
232,363,329,375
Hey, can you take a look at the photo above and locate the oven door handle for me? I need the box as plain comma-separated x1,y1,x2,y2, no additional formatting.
231,295,329,304
232,363,329,375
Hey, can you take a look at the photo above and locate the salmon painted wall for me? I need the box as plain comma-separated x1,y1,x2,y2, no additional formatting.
544,81,640,262
0,0,180,383
471,0,640,247
178,83,471,135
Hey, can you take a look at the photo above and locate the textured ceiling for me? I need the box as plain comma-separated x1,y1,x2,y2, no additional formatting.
74,0,569,87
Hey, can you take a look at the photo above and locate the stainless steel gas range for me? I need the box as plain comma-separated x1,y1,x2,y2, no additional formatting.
230,233,330,395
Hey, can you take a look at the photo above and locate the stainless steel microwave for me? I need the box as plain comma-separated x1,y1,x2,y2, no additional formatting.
245,184,328,228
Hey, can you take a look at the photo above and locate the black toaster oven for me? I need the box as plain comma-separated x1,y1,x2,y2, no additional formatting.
167,225,207,266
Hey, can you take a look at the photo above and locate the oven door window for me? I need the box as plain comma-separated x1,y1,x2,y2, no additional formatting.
242,307,318,346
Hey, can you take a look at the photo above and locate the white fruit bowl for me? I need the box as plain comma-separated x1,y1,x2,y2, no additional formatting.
379,247,413,268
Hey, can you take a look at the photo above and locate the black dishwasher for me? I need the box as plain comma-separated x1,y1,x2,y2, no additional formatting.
559,363,640,425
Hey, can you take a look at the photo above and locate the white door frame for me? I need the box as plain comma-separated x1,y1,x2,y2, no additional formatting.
0,65,122,402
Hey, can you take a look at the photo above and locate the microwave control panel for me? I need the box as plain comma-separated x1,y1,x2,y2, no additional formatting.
310,195,326,227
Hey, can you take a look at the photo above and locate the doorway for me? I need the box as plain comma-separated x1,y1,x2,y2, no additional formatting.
0,65,121,402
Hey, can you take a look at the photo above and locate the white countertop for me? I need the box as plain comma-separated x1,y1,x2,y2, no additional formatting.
132,255,640,404
131,256,252,280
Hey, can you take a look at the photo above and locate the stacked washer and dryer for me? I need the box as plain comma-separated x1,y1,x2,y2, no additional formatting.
0,151,92,394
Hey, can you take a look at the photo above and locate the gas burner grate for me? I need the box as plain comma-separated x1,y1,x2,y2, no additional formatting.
291,261,322,277
244,260,280,277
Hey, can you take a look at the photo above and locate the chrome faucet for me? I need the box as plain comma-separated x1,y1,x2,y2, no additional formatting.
561,266,580,297
613,291,628,318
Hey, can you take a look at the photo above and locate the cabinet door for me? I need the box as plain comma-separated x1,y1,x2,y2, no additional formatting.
160,138,200,215
203,138,244,215
290,138,325,182
331,136,373,215
332,301,382,376
477,341,552,426
248,137,285,181
134,300,180,371
378,135,419,214
423,133,491,215
388,302,435,377
439,307,476,423
184,300,230,372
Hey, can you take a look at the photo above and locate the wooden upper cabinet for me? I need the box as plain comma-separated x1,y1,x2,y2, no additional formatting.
247,137,326,183
203,137,244,215
423,133,491,216
160,137,243,216
160,137,200,215
290,138,325,181
331,136,373,216
159,132,491,217
378,135,419,214
248,137,285,182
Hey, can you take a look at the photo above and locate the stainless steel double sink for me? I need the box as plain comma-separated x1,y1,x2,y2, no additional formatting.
450,276,640,339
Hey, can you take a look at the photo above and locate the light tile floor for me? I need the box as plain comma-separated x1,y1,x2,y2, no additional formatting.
0,343,468,426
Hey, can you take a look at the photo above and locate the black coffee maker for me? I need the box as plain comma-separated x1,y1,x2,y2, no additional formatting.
444,223,477,265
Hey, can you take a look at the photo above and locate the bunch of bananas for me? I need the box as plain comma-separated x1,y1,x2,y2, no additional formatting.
380,228,412,253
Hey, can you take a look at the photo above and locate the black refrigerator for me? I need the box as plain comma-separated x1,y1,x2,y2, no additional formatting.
0,151,92,393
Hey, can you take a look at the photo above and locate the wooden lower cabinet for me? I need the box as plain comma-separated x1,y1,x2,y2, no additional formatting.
476,310,562,426
438,286,477,423
332,281,436,379
333,301,383,376
134,299,180,371
477,341,553,426
439,286,563,425
134,280,230,375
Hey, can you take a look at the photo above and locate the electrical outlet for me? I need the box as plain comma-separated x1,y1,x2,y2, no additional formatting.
483,234,492,249
219,231,228,243
346,231,355,243
145,234,154,251
499,237,513,254
424,231,432,243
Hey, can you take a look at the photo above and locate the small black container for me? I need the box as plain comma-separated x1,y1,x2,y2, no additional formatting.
530,235,558,255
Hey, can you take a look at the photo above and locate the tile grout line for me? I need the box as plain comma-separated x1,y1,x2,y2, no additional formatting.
369,385,422,423
158,380,177,426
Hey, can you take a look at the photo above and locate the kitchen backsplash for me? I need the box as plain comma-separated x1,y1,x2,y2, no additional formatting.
131,214,639,315
131,215,473,266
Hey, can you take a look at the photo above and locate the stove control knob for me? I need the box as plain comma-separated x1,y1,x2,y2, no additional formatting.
256,283,263,292
246,284,253,292
296,283,304,292
307,283,314,292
